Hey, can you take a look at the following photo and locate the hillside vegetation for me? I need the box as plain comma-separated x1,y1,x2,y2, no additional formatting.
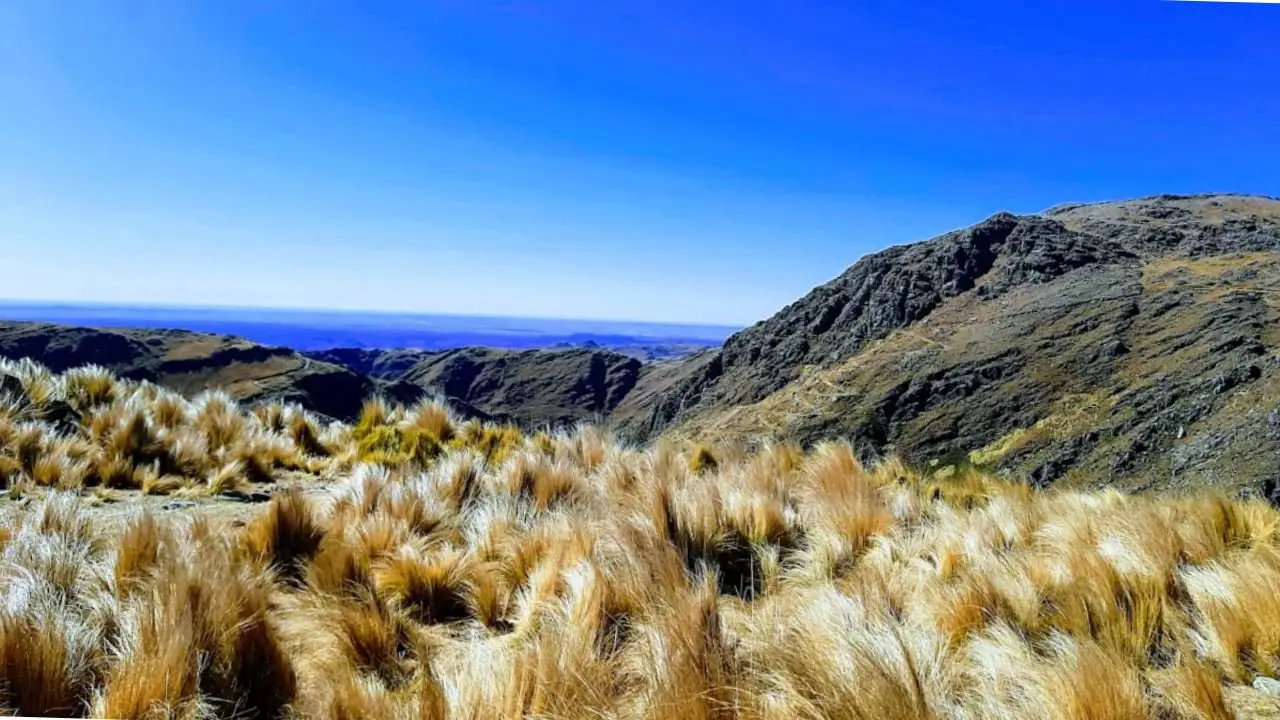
3,361,1280,718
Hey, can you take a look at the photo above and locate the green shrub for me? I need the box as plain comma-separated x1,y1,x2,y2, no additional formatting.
356,426,444,469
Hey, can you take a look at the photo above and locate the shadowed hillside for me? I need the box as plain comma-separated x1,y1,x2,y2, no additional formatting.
309,346,647,429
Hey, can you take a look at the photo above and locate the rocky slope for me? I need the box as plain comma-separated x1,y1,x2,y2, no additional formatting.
622,194,1280,497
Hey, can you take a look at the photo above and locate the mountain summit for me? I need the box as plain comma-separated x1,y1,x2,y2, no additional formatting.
621,194,1280,497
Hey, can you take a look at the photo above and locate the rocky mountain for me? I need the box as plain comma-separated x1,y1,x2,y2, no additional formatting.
621,194,1280,498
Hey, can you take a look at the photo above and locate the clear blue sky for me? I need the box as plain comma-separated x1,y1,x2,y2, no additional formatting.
1,1,1277,326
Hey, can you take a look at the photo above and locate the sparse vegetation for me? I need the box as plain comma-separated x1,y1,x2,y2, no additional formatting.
2,360,1280,718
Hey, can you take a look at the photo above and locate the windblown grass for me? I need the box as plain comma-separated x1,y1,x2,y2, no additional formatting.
2,361,1280,718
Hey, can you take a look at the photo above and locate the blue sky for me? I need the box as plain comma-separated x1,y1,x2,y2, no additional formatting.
1,1,1277,325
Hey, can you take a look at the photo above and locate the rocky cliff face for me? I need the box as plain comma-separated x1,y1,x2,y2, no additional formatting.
626,194,1280,497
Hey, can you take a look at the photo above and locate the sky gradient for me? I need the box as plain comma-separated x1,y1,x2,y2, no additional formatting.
1,1,1278,325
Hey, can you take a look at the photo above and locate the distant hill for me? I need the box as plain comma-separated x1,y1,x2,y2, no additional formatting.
0,321,425,423
302,347,434,382
619,194,1280,498
0,321,674,432
308,346,651,429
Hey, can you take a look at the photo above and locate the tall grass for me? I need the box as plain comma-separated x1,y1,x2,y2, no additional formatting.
2,361,1280,718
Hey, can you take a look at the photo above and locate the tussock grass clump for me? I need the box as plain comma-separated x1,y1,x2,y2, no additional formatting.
0,357,61,408
287,406,331,457
352,397,468,470
5,360,1280,717
240,487,327,583
61,365,118,412
0,361,369,497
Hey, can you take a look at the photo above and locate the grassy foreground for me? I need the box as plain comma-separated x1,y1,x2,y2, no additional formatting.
3,361,1280,718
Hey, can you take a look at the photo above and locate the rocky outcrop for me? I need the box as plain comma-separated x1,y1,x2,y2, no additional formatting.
631,212,1141,435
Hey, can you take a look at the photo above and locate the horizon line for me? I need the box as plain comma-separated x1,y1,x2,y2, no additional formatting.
0,297,747,332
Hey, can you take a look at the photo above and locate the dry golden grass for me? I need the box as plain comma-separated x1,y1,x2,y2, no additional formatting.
3,361,1280,718
0,361,365,497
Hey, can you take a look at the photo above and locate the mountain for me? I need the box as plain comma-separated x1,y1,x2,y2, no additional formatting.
621,194,1280,497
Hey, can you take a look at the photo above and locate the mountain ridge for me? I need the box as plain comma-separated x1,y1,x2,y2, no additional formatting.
0,321,664,432
626,193,1280,497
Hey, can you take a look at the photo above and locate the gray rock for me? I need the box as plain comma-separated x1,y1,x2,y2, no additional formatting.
1253,675,1280,699
1172,429,1238,474
217,490,273,504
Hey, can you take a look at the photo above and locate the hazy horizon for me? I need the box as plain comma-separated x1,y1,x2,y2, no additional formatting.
0,298,739,355
0,298,743,335
3,2,1278,324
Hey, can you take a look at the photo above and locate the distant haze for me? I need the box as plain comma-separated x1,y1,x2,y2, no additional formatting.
0,300,738,353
